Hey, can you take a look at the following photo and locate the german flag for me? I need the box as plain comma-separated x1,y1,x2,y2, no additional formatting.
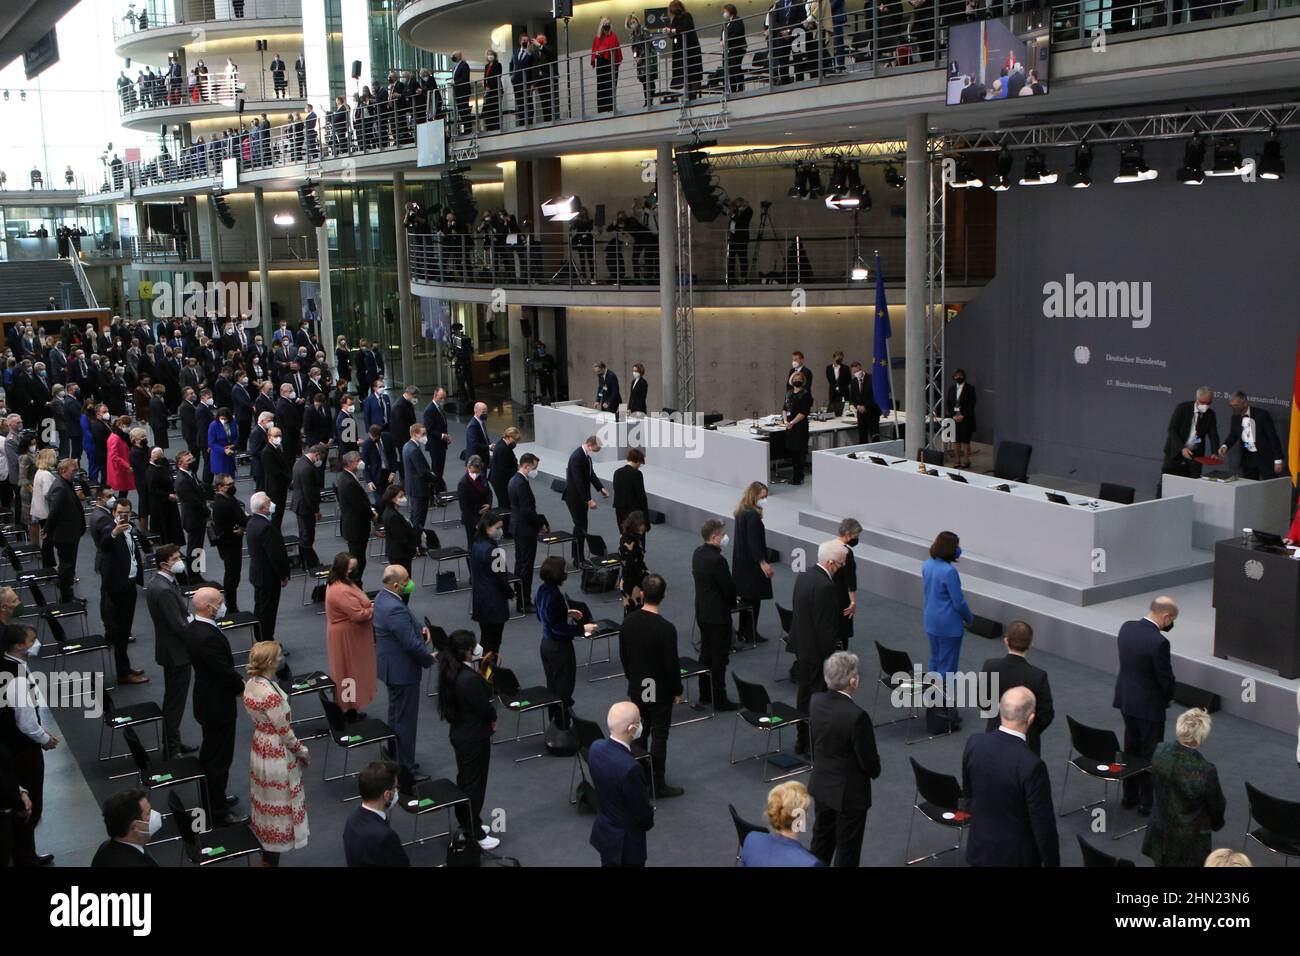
1290,335,1300,487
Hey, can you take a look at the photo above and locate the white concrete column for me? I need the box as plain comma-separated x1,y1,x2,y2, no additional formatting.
252,187,272,340
657,141,677,413
393,171,415,387
205,194,222,287
904,113,927,460
317,222,334,373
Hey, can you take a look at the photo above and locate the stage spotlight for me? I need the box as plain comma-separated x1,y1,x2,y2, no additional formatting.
1176,134,1205,185
1067,144,1093,188
1256,129,1284,180
803,163,824,199
1019,148,1057,186
884,163,905,189
948,157,983,189
541,196,581,221
1205,139,1246,177
1114,142,1158,183
989,147,1014,191
827,155,848,195
298,182,326,227
850,256,870,281
788,163,806,198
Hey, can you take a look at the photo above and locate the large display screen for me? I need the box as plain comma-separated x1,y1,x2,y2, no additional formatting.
947,14,1050,106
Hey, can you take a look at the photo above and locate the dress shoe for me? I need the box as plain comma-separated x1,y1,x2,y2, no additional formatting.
654,782,685,798
129,667,146,676
714,699,740,712
224,793,240,808
177,742,199,755
118,673,150,685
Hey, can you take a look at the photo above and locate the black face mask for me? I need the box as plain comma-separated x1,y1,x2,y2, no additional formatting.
846,537,860,549
1160,620,1175,633
954,378,965,385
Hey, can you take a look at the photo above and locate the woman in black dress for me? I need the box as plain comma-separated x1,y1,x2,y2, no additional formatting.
482,50,503,131
618,511,649,615
437,629,500,851
148,384,170,450
380,483,421,576
666,0,702,98
146,449,182,548
945,367,977,468
731,480,773,642
128,427,151,530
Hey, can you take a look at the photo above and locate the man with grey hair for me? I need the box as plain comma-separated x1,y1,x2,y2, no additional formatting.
246,490,291,643
961,685,1059,867
1114,595,1178,816
336,450,377,577
808,651,880,866
1161,385,1219,487
791,539,849,755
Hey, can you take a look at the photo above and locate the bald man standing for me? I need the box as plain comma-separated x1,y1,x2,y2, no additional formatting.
1114,596,1178,815
587,701,655,867
181,587,248,826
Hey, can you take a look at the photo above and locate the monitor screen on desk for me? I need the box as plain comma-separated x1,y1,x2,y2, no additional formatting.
947,472,968,483
1045,492,1070,505
869,456,890,466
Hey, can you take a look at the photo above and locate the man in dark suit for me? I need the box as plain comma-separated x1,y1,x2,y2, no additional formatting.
373,565,434,783
562,436,608,562
1161,386,1219,483
247,493,292,643
464,401,491,465
619,574,685,797
962,686,1059,867
275,383,304,462
261,427,293,530
363,378,392,436
290,444,326,568
361,424,397,509
174,452,211,584
786,350,814,402
90,789,159,867
508,454,545,613
808,651,881,866
979,620,1054,755
421,387,452,490
247,411,272,492
302,392,332,449
847,361,881,444
451,51,472,134
825,352,851,411
181,587,248,826
194,389,215,484
791,539,849,754
1,625,55,866
1218,390,1285,481
390,386,419,475
588,701,655,867
44,458,85,604
98,498,149,685
489,428,519,524
336,452,376,579
612,447,649,531
594,362,621,411
253,380,276,418
401,425,433,542
692,519,739,711
343,761,410,867
1113,596,1178,814
145,544,198,758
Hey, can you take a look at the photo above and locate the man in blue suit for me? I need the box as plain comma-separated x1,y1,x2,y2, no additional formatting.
1113,596,1178,814
464,400,491,464
342,761,410,867
373,564,434,786
593,361,621,412
401,424,432,542
422,386,452,490
364,377,392,434
961,686,1059,867
562,436,608,562
588,701,655,867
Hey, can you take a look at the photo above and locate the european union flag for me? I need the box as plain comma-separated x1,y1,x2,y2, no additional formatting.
871,253,892,411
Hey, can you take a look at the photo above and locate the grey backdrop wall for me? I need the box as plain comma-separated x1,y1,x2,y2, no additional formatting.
946,138,1297,495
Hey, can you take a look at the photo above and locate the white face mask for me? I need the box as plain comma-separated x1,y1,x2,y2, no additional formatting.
217,601,227,619
1195,403,1209,413
26,638,42,658
268,502,277,514
720,534,730,548
169,559,186,575
791,361,800,369
141,808,163,838
395,498,408,508
756,498,766,508
270,436,282,447
473,643,485,661
387,788,400,810
631,722,643,739
418,436,428,447
525,469,537,481
632,371,640,379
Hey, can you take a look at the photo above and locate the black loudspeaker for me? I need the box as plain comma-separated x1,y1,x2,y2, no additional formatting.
298,183,326,227
967,615,1004,640
270,301,281,319
256,39,268,51
519,318,532,337
552,0,574,17
442,170,476,223
1173,682,1221,713
351,59,362,80
236,97,245,114
383,307,395,324
210,192,235,228
159,123,167,138
674,148,727,222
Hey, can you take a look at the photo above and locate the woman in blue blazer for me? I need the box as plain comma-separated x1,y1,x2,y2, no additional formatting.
535,554,595,728
921,530,973,680
207,406,239,476
469,511,512,662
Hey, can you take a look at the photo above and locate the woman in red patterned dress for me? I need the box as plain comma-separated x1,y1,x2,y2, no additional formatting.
243,641,311,865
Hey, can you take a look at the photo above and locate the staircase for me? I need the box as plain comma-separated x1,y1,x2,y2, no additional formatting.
0,260,90,313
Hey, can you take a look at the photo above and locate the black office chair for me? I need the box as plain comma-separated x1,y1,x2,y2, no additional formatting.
1098,482,1136,504
702,412,724,427
672,655,713,726
919,448,944,467
396,777,472,849
98,690,164,771
492,666,561,762
871,642,944,743
1059,715,1151,840
123,726,208,839
992,440,1033,482
1077,834,1136,867
904,758,970,865
772,603,796,681
549,478,567,496
319,691,397,797
568,713,653,805
728,675,809,782
579,534,621,593
1243,782,1300,865
728,803,769,865
167,791,263,866
767,429,793,484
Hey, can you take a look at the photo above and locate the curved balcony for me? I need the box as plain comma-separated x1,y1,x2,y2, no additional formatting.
117,68,307,130
114,0,303,60
129,233,319,271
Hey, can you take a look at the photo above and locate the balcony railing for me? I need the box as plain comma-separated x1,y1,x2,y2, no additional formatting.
408,229,993,290
117,67,304,116
114,0,303,41
129,233,318,264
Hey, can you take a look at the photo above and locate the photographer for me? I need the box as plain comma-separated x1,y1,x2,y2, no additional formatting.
727,197,753,284
527,342,557,404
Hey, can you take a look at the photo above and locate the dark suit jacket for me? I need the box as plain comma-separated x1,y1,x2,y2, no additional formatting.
612,464,648,525
174,468,210,531
211,491,247,548
290,455,321,516
808,690,881,813
98,524,147,592
790,566,840,683
145,572,191,669
91,840,159,867
1224,405,1284,465
489,440,518,506
177,400,196,445
562,446,603,507
588,738,654,866
275,398,303,459
962,728,1060,867
981,653,1054,754
381,506,420,568
457,472,493,528
262,445,292,501
825,363,852,405
247,512,291,586
619,608,682,708
627,375,648,415
691,543,736,626
507,472,542,538
464,416,491,464
343,804,410,866
181,618,244,727
1163,400,1220,469
336,470,373,542
945,382,977,432
45,477,86,544
731,507,772,602
391,398,417,447
401,439,432,499
194,402,214,452
595,370,621,410
1112,618,1175,724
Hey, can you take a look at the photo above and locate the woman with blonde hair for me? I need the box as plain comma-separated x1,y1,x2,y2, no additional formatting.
591,16,623,113
731,480,773,643
1204,848,1252,867
242,640,311,866
741,781,822,866
1142,707,1226,867
28,446,57,562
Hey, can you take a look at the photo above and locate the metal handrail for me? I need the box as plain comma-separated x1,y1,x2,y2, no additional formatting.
67,248,99,309
113,0,303,42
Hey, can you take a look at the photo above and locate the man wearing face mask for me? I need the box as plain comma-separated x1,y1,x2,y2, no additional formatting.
563,435,608,563
211,474,249,613
174,451,212,584
232,371,253,452
247,492,291,644
588,700,656,867
337,452,378,578
290,444,326,568
786,351,813,402
342,760,410,867
262,427,293,531
181,587,248,827
1161,387,1219,487
45,458,86,604
1113,596,1178,817
402,424,434,546
594,361,621,412
374,565,435,787
464,401,492,465
145,544,199,759
195,389,215,484
847,360,880,445
99,498,149,686
275,382,304,462
791,539,849,757
91,789,161,867
421,387,452,489
1,624,58,866
508,454,546,613
833,519,861,651
692,519,741,712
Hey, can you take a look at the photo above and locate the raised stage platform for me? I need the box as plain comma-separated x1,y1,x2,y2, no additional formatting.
520,437,1300,736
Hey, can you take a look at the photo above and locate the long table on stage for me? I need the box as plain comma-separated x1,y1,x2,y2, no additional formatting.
713,409,906,451
811,445,1198,596
1212,538,1300,678
1161,473,1293,551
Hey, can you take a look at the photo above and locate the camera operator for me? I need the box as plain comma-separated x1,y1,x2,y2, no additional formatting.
727,197,753,284
526,341,557,404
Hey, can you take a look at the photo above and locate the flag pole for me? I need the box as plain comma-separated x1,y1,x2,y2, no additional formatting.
877,250,901,443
